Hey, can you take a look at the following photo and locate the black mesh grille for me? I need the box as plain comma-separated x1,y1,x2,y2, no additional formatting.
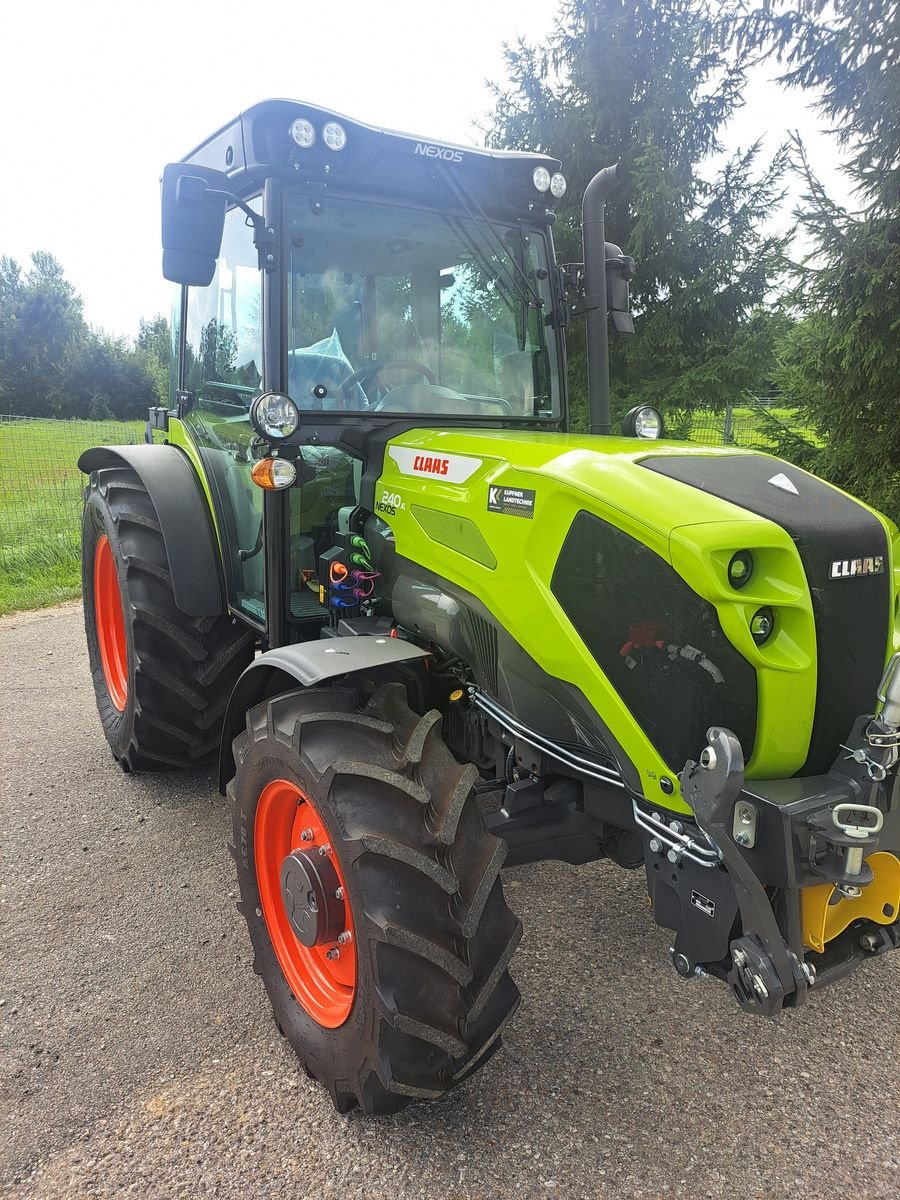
551,512,757,771
642,454,891,774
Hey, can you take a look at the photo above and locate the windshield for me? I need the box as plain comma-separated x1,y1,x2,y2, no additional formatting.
285,193,560,419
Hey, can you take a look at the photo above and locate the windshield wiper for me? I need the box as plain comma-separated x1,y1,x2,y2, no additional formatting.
442,212,520,320
435,164,545,318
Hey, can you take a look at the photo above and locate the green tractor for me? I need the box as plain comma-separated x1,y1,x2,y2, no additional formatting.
80,99,900,1115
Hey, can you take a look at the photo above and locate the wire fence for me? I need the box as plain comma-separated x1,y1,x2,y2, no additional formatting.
0,414,145,552
688,406,765,447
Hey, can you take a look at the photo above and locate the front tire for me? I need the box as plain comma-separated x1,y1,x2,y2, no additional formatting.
82,465,254,772
230,682,522,1115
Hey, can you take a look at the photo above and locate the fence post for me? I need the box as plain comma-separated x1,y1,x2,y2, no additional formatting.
724,401,734,444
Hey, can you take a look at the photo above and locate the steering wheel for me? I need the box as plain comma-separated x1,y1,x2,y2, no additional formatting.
340,359,436,407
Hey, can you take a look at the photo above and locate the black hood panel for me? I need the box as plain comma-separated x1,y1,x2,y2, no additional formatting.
642,454,890,775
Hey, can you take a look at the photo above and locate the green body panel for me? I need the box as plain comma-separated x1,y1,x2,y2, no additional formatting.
167,416,222,548
375,428,900,814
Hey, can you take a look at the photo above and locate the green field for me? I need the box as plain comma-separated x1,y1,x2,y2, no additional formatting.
0,418,144,615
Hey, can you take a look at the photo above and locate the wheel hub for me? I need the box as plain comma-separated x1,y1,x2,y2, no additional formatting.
280,848,344,948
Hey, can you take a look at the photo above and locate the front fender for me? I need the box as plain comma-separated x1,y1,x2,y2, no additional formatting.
218,636,431,791
79,443,224,617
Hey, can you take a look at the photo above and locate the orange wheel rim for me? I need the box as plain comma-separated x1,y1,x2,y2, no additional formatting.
255,778,356,1027
94,534,128,712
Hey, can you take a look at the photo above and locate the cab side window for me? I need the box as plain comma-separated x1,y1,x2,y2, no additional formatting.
182,203,266,622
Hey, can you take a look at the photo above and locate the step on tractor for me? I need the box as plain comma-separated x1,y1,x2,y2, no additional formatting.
81,99,900,1116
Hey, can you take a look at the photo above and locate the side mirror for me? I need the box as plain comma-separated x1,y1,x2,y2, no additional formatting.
161,164,230,287
605,242,635,335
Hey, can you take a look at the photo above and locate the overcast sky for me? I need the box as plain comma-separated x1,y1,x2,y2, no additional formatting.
1,0,850,338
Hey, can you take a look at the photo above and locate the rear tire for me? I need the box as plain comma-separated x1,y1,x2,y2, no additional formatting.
230,682,522,1115
82,465,254,772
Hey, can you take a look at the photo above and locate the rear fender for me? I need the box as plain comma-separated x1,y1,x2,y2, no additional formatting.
79,444,224,617
218,637,431,791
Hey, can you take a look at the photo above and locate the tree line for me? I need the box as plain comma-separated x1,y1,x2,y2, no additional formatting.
0,253,169,421
1,0,896,517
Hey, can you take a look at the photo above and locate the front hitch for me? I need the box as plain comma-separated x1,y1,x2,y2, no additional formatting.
683,728,810,1015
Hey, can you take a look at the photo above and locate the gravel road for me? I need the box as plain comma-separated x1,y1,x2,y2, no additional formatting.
2,602,900,1200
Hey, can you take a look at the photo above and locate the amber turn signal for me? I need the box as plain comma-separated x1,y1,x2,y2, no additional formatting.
251,457,297,490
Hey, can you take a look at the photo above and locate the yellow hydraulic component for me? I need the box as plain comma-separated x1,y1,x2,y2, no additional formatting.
802,851,900,954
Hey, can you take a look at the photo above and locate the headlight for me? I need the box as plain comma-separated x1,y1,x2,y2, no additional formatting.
532,167,551,192
250,392,300,440
289,118,316,149
322,121,347,151
622,405,663,439
550,172,567,198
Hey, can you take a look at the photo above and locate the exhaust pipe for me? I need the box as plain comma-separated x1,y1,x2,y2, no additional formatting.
582,163,622,436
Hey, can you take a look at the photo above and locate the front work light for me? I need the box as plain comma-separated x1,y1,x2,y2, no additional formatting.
622,405,663,439
290,118,316,149
322,121,347,151
532,167,551,192
728,551,754,590
249,392,300,440
251,458,297,490
550,173,567,198
750,607,775,645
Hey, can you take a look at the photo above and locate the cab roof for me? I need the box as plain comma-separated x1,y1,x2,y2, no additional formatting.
181,98,564,217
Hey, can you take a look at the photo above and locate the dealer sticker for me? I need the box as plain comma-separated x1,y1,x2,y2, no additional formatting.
487,486,535,518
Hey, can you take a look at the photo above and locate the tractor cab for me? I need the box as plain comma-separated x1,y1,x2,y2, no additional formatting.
158,99,631,641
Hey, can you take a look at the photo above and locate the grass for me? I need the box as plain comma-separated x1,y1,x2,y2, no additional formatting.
0,417,144,616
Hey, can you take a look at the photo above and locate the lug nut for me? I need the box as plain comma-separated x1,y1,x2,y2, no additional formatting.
326,947,341,961
337,930,352,945
334,887,344,901
318,843,332,857
300,828,314,842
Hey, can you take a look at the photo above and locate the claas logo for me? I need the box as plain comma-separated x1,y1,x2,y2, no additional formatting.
412,455,450,476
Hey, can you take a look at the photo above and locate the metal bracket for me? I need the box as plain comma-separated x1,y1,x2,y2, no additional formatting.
732,800,758,849
569,291,605,317
253,222,277,272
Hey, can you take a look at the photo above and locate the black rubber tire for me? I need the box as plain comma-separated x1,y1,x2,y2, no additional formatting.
82,465,255,772
229,682,522,1115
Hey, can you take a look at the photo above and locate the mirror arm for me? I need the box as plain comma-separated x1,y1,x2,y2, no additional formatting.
203,188,276,272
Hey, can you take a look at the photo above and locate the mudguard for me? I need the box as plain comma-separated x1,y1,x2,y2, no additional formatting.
218,636,432,790
78,444,225,618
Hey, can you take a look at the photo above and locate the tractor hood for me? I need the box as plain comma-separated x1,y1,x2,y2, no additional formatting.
374,427,900,786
